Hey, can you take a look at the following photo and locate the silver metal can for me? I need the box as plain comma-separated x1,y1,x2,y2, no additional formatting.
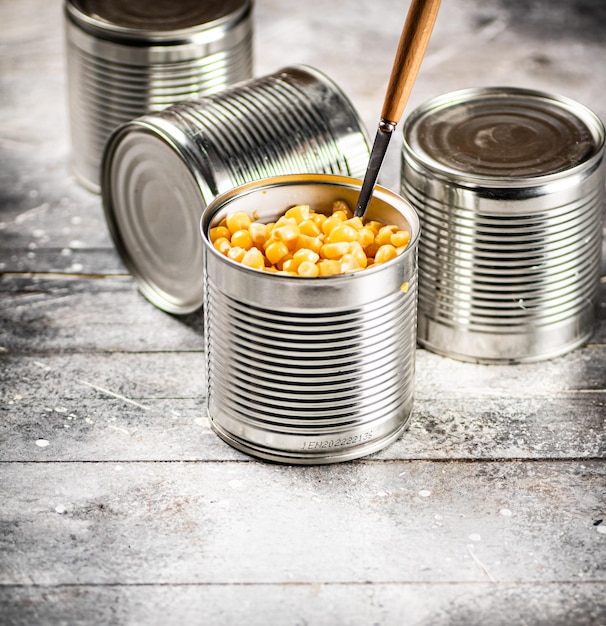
101,66,371,314
401,87,605,364
65,0,253,192
201,173,420,464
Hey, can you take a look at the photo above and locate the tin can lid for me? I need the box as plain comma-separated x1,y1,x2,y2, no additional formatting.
102,122,213,314
403,87,605,184
66,0,251,41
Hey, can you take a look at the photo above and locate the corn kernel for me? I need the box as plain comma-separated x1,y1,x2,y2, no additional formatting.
364,242,381,258
241,247,265,269
375,244,398,264
209,226,230,243
320,241,351,259
226,211,252,234
299,219,322,237
298,261,320,277
327,223,359,243
227,246,246,262
344,217,364,230
293,248,320,265
284,204,310,223
230,229,253,250
249,222,268,247
357,226,376,249
297,234,323,254
391,230,411,248
275,216,297,228
265,240,290,265
365,221,383,234
213,237,231,255
276,254,293,271
340,253,361,273
282,258,298,273
332,200,353,218
331,210,349,222
321,215,343,236
311,212,327,227
272,223,300,247
376,225,398,245
349,241,368,268
317,259,342,276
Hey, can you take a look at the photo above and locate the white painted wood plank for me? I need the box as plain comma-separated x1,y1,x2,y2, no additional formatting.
2,582,605,626
0,461,604,587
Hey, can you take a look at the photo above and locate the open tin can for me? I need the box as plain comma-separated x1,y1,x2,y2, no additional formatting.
201,174,420,464
65,0,254,192
401,87,605,363
102,66,370,314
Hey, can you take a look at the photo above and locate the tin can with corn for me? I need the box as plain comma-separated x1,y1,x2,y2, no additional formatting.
200,174,420,464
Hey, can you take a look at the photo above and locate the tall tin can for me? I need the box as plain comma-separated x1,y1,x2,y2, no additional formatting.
401,87,605,364
101,66,370,314
65,0,253,192
201,174,420,464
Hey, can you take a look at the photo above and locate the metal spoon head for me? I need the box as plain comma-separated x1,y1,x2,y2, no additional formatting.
354,120,396,218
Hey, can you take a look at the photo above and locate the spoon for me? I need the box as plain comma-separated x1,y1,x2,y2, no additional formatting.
354,0,441,218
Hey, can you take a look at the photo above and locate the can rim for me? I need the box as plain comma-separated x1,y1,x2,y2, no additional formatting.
201,173,421,282
101,119,216,315
402,86,606,189
65,0,252,44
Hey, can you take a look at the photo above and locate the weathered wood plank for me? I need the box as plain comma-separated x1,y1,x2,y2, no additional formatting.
0,250,126,275
415,346,606,394
0,399,243,463
0,278,204,354
1,346,604,463
1,582,605,626
1,0,606,625
0,190,111,252
0,460,603,586
0,354,204,400
1,393,603,463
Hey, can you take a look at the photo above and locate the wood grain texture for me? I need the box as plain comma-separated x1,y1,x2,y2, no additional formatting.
1,0,605,624
381,0,442,123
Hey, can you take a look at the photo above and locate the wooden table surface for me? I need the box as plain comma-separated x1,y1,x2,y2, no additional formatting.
1,1,605,624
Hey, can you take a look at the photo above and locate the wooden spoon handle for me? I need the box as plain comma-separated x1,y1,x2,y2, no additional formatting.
381,0,441,124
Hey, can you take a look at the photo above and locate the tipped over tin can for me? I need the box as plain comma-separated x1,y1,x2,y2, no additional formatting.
101,66,371,314
65,0,253,192
401,87,605,364
201,174,420,464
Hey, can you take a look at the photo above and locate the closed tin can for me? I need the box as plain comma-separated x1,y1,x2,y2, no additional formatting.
401,87,605,363
201,174,420,464
101,66,371,314
65,0,253,192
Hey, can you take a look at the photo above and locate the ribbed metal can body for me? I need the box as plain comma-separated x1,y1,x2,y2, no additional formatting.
65,0,253,192
201,174,420,464
401,87,605,363
101,66,370,314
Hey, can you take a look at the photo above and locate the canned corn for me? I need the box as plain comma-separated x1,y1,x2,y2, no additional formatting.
201,174,420,464
401,87,605,363
65,0,253,192
101,66,371,314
